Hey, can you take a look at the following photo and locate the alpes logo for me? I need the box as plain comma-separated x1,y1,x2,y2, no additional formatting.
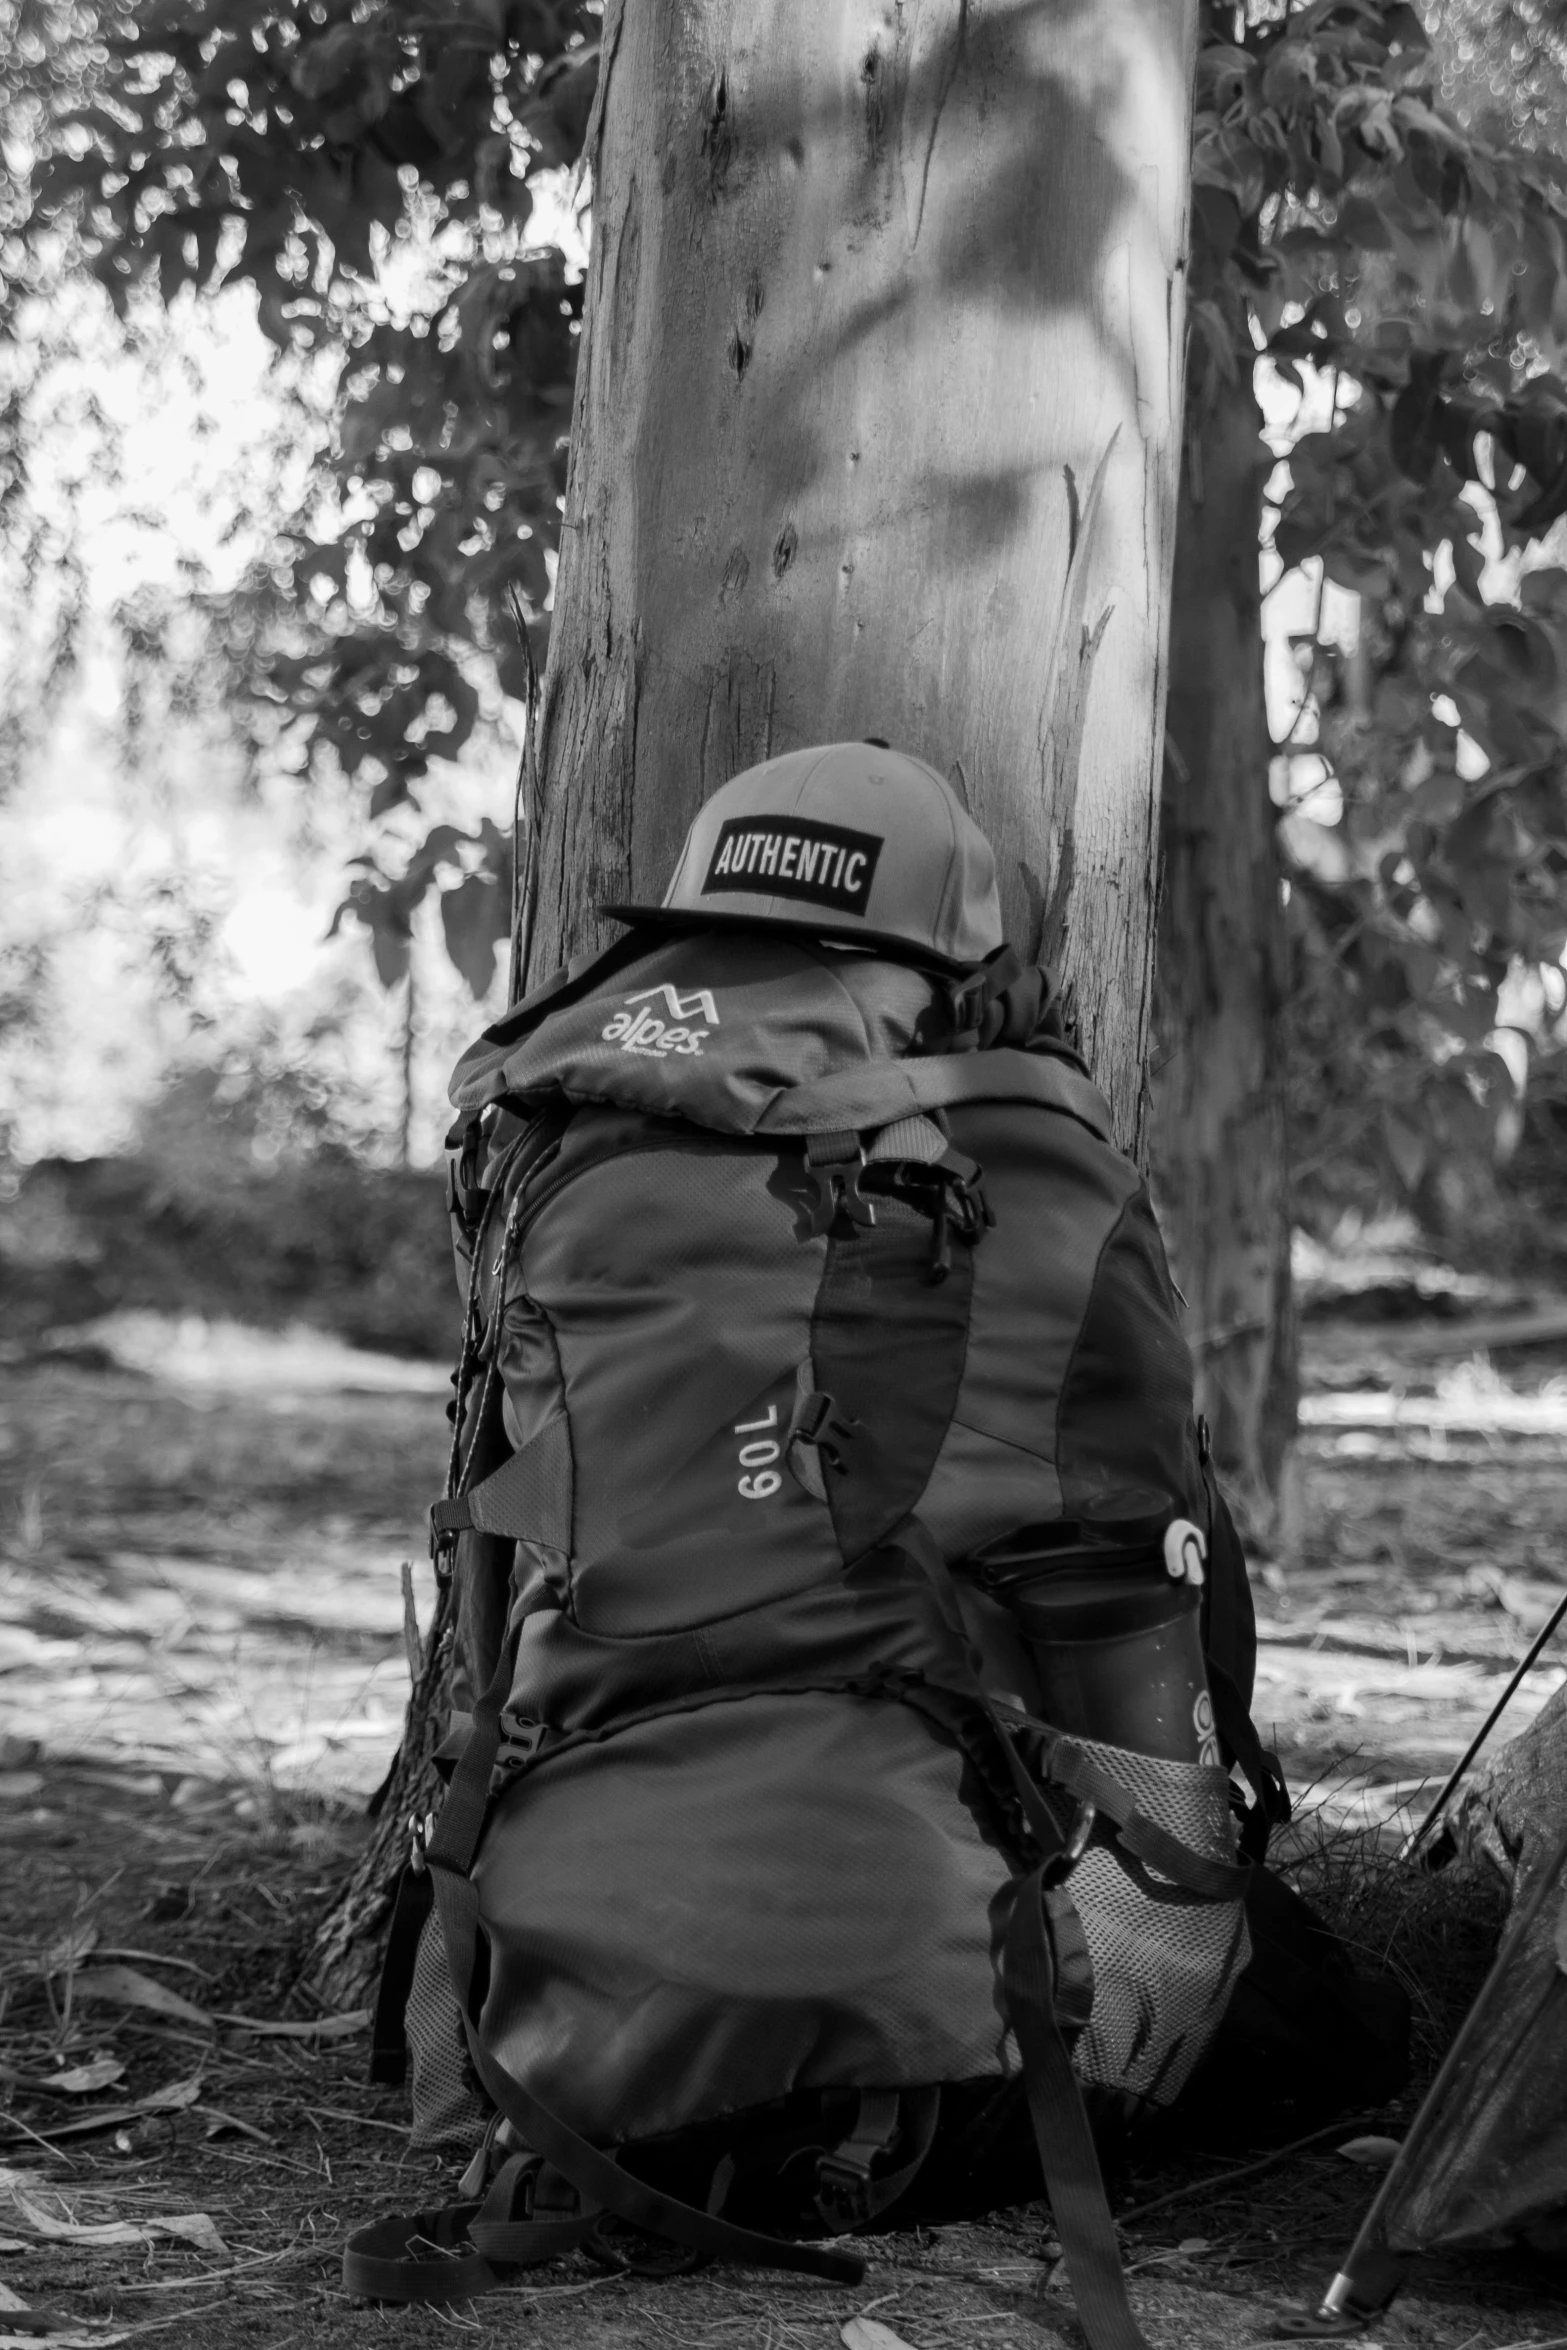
601,983,719,1058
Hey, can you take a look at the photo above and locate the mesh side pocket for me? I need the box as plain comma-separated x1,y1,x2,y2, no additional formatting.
406,1909,493,2152
1066,1740,1250,2109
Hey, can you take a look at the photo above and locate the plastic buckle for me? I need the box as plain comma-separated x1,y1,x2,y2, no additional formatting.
814,2151,875,2234
457,2114,506,2197
789,1389,858,1474
943,968,989,1048
805,1144,876,1237
500,1719,547,1766
407,1810,436,1877
1040,1799,1096,1889
428,1511,458,1584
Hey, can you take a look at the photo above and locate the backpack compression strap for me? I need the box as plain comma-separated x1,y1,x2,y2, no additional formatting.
342,2149,601,2306
1003,1866,1153,2350
887,1516,1166,2350
756,1046,1115,1146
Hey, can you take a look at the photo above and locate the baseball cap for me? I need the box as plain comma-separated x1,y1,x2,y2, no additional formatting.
601,741,1004,972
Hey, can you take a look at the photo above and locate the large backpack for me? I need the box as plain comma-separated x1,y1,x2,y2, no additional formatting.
348,925,1286,2346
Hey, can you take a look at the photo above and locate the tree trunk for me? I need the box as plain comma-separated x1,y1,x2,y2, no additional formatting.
531,0,1200,1147
307,0,1200,2005
1150,358,1296,1520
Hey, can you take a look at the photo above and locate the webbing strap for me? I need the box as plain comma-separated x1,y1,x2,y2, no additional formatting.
757,1048,1114,1145
814,2087,940,2233
888,1514,1170,2350
423,1638,866,2288
429,1413,573,1548
368,1861,434,2087
888,1520,1246,1902
342,2201,495,2305
1039,1739,1250,1902
1004,1871,1151,2350
1207,1659,1291,1863
467,2152,598,2264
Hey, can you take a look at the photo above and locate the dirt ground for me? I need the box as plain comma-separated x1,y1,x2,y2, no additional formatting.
2,1314,1566,2350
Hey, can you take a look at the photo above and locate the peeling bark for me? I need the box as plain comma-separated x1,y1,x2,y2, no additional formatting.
1151,361,1296,1512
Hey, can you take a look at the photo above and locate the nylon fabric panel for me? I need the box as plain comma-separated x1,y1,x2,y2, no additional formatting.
496,1567,974,1750
917,1419,1065,1561
518,1131,837,1634
916,1103,1136,1541
472,1692,1017,2147
496,1296,570,1459
1056,1191,1200,1527
1201,1468,1259,1717
452,931,934,1132
809,1196,975,1564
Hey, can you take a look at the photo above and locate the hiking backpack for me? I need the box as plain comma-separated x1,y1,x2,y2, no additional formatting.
348,923,1287,2346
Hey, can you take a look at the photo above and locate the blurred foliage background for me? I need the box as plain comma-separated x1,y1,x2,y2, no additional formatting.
1,0,1566,1361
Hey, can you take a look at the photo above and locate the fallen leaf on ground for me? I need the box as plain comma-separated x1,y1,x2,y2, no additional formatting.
0,2077,202,2150
1337,2136,1403,2168
0,2328,141,2348
145,2215,226,2256
2,2170,227,2260
31,2062,125,2097
70,1968,210,2029
10,2193,227,2259
11,2197,147,2249
843,2321,923,2350
196,2108,272,2145
137,2080,201,2114
0,2110,145,2148
94,1952,210,1982
42,1926,98,1977
216,2008,368,2041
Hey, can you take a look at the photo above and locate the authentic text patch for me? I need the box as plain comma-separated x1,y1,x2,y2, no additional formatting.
701,816,883,916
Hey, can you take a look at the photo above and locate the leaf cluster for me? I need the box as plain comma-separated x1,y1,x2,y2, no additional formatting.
1193,0,1567,1216
8,0,1567,1111
329,812,513,997
5,0,589,991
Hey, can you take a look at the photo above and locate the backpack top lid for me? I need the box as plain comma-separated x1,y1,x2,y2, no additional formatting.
601,741,1004,974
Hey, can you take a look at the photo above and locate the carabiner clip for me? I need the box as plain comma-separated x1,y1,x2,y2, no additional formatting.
1041,1798,1097,1888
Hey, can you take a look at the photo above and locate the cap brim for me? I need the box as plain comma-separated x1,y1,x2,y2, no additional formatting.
598,902,977,976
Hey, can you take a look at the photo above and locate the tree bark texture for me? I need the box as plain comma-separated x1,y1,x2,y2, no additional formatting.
529,0,1201,1150
304,1566,451,2011
1150,360,1296,1512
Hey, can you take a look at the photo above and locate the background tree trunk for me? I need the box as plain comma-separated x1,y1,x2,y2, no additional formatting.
307,0,1201,2005
530,0,1200,1146
1150,359,1296,1519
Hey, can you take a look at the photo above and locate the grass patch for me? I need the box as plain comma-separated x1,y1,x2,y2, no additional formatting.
1275,1808,1509,2083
